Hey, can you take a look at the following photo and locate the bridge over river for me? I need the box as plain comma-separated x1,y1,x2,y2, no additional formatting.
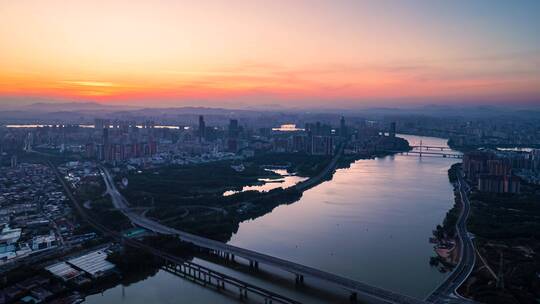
39,137,473,304
100,164,428,304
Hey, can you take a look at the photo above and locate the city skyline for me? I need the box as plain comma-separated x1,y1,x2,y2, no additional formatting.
1,0,540,109
2,2,540,303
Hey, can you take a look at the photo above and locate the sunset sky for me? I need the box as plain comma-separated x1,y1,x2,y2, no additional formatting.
1,0,539,109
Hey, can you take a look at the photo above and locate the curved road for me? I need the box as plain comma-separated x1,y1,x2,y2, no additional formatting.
425,170,476,304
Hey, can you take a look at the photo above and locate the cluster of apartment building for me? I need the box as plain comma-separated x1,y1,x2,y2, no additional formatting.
394,115,540,149
268,121,338,155
3,116,405,171
80,117,345,168
85,120,158,163
463,149,540,194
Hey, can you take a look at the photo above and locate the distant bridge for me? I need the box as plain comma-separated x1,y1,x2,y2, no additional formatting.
402,141,462,158
410,145,453,151
403,150,462,159
384,150,463,159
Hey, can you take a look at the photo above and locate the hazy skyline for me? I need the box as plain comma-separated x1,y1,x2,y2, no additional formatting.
1,0,539,108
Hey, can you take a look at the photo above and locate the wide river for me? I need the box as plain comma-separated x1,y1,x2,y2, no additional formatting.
85,135,459,303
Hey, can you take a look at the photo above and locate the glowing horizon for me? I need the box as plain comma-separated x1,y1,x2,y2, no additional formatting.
1,0,539,108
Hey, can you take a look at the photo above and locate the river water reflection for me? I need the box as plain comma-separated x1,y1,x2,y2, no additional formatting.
228,134,458,298
223,169,308,196
85,135,459,303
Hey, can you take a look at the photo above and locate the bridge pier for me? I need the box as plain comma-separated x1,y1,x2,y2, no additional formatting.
216,278,225,290
249,260,259,270
239,286,248,300
215,250,236,263
295,274,304,285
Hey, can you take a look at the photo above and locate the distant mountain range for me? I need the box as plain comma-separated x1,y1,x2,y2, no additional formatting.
22,102,137,112
0,101,538,125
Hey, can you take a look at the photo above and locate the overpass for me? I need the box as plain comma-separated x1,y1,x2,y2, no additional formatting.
100,165,428,304
49,161,301,304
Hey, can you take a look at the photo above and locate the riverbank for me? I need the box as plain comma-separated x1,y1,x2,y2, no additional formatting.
457,182,540,303
429,164,462,272
431,153,540,303
112,138,411,242
228,134,457,298
75,134,448,301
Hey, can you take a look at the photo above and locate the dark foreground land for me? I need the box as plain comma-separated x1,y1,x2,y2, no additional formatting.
458,182,540,304
431,163,540,303
117,154,329,241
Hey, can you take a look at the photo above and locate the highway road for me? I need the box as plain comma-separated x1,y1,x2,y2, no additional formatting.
99,165,428,304
294,143,343,191
49,162,302,304
425,170,476,304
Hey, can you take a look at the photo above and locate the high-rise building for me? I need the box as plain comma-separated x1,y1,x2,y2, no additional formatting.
340,116,347,138
97,144,105,161
478,174,521,194
94,118,111,130
198,115,206,141
310,135,334,155
292,135,307,152
85,143,95,158
389,122,396,138
102,128,109,145
227,138,238,153
228,119,239,138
